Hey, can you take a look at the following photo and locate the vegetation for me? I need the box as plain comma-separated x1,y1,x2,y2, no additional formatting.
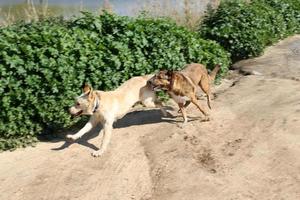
0,12,230,150
2,0,300,151
199,0,300,61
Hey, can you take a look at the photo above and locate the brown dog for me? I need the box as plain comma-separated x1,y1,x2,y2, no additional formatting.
148,63,220,124
181,63,220,109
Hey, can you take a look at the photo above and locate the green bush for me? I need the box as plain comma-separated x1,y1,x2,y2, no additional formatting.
0,12,231,150
199,0,300,61
255,0,300,34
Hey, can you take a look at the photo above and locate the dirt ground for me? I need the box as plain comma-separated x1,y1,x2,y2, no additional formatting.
1,35,300,200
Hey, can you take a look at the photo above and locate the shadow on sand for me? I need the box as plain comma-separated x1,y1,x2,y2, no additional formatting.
49,108,190,151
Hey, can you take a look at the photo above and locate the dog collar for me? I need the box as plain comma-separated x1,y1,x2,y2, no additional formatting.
92,97,99,113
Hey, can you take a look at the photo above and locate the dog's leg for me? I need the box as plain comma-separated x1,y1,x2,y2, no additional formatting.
178,103,188,125
190,96,210,121
155,101,168,117
184,101,191,108
207,94,212,109
92,120,113,157
142,95,168,117
66,117,97,141
199,77,212,109
177,101,191,113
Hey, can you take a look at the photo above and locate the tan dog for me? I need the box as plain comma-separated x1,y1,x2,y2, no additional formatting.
148,63,220,124
67,75,166,157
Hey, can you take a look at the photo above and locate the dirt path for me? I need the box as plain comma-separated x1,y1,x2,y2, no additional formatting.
1,36,300,200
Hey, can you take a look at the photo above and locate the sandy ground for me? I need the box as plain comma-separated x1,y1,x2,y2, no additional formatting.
1,36,300,200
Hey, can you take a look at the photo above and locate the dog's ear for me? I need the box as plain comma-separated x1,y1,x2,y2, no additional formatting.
83,83,93,95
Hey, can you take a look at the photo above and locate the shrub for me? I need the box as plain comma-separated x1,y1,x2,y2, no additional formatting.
199,0,300,61
255,0,300,34
0,12,230,150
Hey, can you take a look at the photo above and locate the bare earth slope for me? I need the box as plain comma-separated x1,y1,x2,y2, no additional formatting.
1,36,300,200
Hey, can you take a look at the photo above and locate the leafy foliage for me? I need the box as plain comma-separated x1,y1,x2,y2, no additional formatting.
199,0,300,61
0,12,230,150
256,0,300,34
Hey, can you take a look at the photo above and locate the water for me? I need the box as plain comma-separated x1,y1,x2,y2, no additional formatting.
0,0,213,24
0,0,141,16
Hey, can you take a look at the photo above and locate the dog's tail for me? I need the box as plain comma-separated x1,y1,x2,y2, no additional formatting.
209,64,221,83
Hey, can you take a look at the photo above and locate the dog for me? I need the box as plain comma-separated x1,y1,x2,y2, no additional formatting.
180,63,220,109
148,63,220,124
67,75,166,157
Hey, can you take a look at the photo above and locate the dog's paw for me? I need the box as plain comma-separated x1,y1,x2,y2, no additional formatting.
161,110,168,117
202,116,210,122
66,134,77,142
91,150,104,157
177,122,187,129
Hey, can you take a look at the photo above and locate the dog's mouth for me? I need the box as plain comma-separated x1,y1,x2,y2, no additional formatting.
148,81,163,91
147,80,156,90
153,86,162,91
71,110,83,117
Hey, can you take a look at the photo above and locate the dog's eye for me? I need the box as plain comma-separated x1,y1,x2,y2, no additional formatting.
76,102,80,106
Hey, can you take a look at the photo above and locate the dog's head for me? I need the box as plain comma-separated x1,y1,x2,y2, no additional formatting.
147,70,172,91
69,84,99,117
